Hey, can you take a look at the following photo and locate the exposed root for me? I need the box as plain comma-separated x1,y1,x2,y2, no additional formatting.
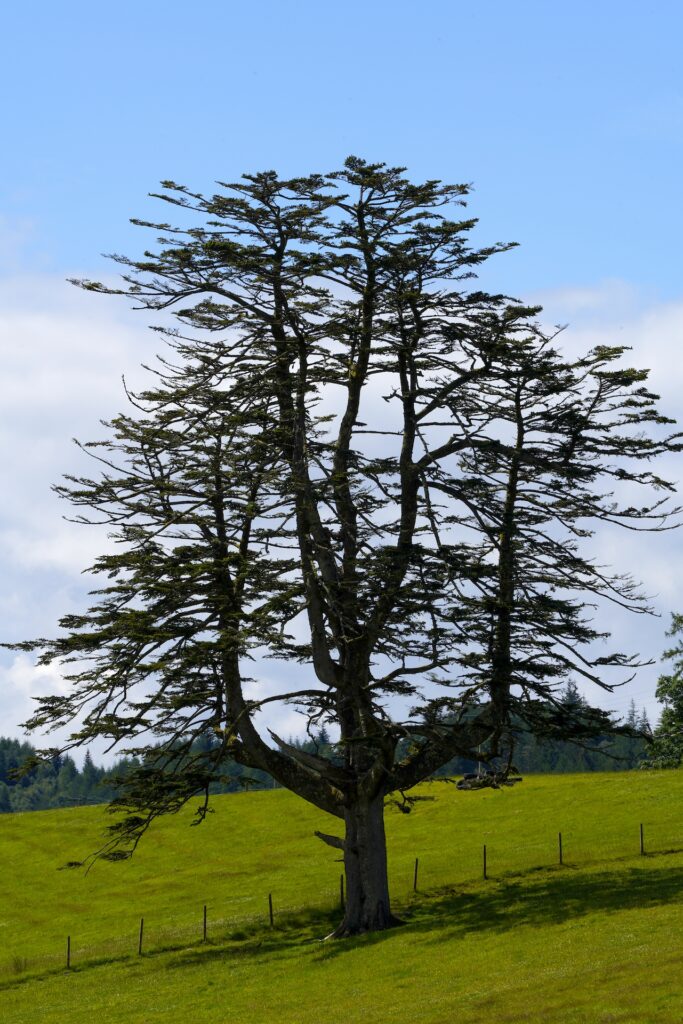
324,910,405,940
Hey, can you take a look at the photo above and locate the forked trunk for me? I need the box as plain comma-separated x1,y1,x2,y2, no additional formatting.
329,793,403,937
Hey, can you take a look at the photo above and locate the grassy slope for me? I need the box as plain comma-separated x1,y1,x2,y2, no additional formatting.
2,771,683,1022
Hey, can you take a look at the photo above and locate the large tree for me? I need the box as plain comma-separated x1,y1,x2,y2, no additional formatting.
13,159,681,936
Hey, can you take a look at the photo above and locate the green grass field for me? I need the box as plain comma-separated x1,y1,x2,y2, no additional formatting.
2,771,683,1023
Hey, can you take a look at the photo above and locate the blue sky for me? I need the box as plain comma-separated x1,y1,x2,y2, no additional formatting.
3,1,683,294
2,0,683,752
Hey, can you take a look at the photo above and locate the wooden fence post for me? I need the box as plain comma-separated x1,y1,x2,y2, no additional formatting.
268,893,274,927
138,917,144,956
413,857,419,892
66,935,71,969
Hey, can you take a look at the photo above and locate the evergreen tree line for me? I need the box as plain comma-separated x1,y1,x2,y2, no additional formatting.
289,682,653,780
437,686,651,778
0,735,275,814
0,682,653,814
0,740,135,814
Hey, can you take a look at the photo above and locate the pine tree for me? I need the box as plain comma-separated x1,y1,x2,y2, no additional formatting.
10,159,681,936
627,699,639,729
0,782,11,813
637,709,652,737
647,614,683,767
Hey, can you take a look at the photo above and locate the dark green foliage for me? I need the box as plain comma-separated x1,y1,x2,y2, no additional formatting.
436,731,649,779
434,333,680,752
0,782,11,813
0,735,276,813
645,614,683,768
425,683,649,778
0,737,137,812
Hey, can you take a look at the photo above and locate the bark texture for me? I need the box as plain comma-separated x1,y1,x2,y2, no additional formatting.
329,795,402,937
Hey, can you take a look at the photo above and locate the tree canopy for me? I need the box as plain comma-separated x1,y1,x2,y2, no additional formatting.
12,158,681,935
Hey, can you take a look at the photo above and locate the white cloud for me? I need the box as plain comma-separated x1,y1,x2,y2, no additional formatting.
529,280,683,722
0,654,68,732
531,279,683,403
0,273,152,578
0,272,156,754
532,278,647,324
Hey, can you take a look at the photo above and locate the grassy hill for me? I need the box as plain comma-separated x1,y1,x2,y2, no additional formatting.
2,771,683,1023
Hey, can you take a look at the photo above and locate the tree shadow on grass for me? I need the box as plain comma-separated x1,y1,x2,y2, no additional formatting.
431,863,683,937
163,905,342,969
167,861,683,967
313,861,683,961
8,862,683,982
419,863,683,942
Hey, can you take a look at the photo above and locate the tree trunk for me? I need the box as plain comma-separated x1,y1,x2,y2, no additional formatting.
329,793,403,937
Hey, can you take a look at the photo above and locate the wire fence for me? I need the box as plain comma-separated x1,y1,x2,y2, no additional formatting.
3,816,683,983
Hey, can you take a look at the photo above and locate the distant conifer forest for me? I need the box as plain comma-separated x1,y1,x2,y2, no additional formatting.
0,686,653,813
